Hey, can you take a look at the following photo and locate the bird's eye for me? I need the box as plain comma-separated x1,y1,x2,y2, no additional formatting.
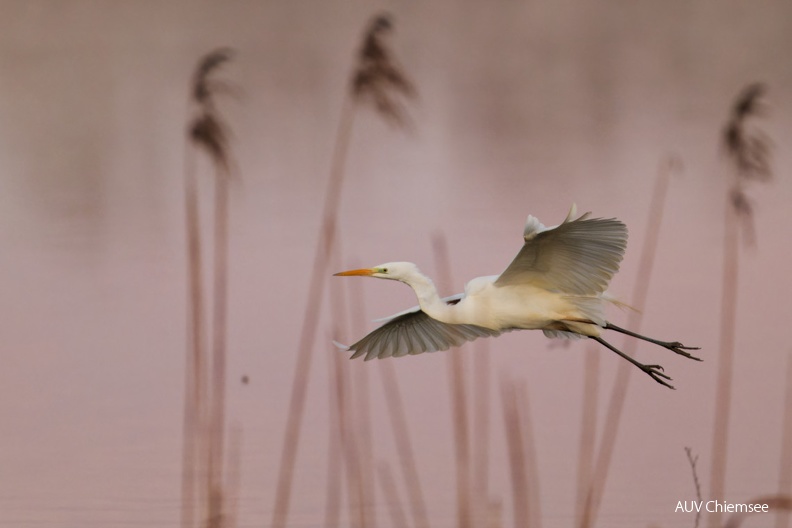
382,268,388,273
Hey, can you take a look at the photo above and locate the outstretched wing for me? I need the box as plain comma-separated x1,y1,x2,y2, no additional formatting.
338,304,502,361
495,206,627,295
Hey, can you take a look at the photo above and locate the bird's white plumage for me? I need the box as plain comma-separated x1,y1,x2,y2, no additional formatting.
334,205,701,390
333,205,628,360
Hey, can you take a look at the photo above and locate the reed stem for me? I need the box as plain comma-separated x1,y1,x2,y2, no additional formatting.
432,234,471,528
500,379,528,528
574,346,599,527
207,164,231,527
270,97,357,528
181,137,208,528
707,192,739,528
774,356,792,528
581,161,673,527
380,360,432,528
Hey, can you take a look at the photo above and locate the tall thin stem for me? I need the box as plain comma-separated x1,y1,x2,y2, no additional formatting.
378,461,411,528
471,340,491,526
707,199,739,528
709,82,771,528
348,262,377,525
207,165,231,527
181,140,208,528
580,161,673,527
515,383,542,528
574,346,599,527
323,343,344,528
183,47,235,528
380,360,432,528
432,235,471,528
270,96,357,528
776,357,792,528
501,379,528,528
329,246,367,528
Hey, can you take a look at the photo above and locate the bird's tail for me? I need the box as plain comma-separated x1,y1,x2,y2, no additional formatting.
562,294,607,326
601,292,640,313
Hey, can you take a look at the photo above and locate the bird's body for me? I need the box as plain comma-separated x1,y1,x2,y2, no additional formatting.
412,272,598,335
334,205,700,388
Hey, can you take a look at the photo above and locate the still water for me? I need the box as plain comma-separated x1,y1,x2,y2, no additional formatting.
2,2,792,527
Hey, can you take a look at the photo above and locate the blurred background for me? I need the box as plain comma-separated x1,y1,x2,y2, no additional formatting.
1,1,791,527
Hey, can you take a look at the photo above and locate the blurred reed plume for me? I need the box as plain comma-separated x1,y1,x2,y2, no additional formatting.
352,14,417,127
181,47,236,528
579,157,680,528
190,48,235,173
685,447,703,528
709,83,772,528
271,13,416,528
721,82,772,247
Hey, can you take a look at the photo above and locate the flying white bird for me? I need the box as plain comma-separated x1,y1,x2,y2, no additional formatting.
334,205,700,389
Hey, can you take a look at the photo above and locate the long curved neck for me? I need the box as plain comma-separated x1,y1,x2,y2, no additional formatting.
402,271,457,323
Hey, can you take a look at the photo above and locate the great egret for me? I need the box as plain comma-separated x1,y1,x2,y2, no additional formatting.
334,205,700,389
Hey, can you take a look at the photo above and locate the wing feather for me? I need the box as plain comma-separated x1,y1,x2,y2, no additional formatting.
495,208,627,295
343,307,503,360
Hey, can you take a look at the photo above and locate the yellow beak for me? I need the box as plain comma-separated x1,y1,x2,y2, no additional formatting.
333,268,375,277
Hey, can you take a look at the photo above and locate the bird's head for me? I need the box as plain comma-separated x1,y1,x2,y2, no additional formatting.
334,261,420,282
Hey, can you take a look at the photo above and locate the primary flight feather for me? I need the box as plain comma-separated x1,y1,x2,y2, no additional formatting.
334,205,700,389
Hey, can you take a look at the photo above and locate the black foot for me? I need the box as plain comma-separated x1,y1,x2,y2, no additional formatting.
662,342,702,362
591,335,676,390
603,323,702,362
641,363,675,390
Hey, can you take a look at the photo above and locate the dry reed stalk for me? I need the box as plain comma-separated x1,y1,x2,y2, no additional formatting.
708,197,739,528
272,14,415,526
574,345,599,527
709,83,771,528
775,356,792,528
380,359,431,528
181,134,206,528
270,96,356,528
207,162,232,528
188,48,236,528
431,234,472,528
685,447,703,528
580,158,677,528
182,48,235,528
472,340,492,526
224,424,243,528
324,336,344,528
514,383,542,528
500,378,528,528
333,341,367,528
329,252,368,528
378,461,411,528
347,260,377,524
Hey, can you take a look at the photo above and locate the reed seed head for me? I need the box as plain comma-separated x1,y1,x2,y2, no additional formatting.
351,13,417,127
188,48,236,174
722,82,772,183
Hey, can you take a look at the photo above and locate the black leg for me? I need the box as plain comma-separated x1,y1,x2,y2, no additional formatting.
604,323,702,361
590,336,675,390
